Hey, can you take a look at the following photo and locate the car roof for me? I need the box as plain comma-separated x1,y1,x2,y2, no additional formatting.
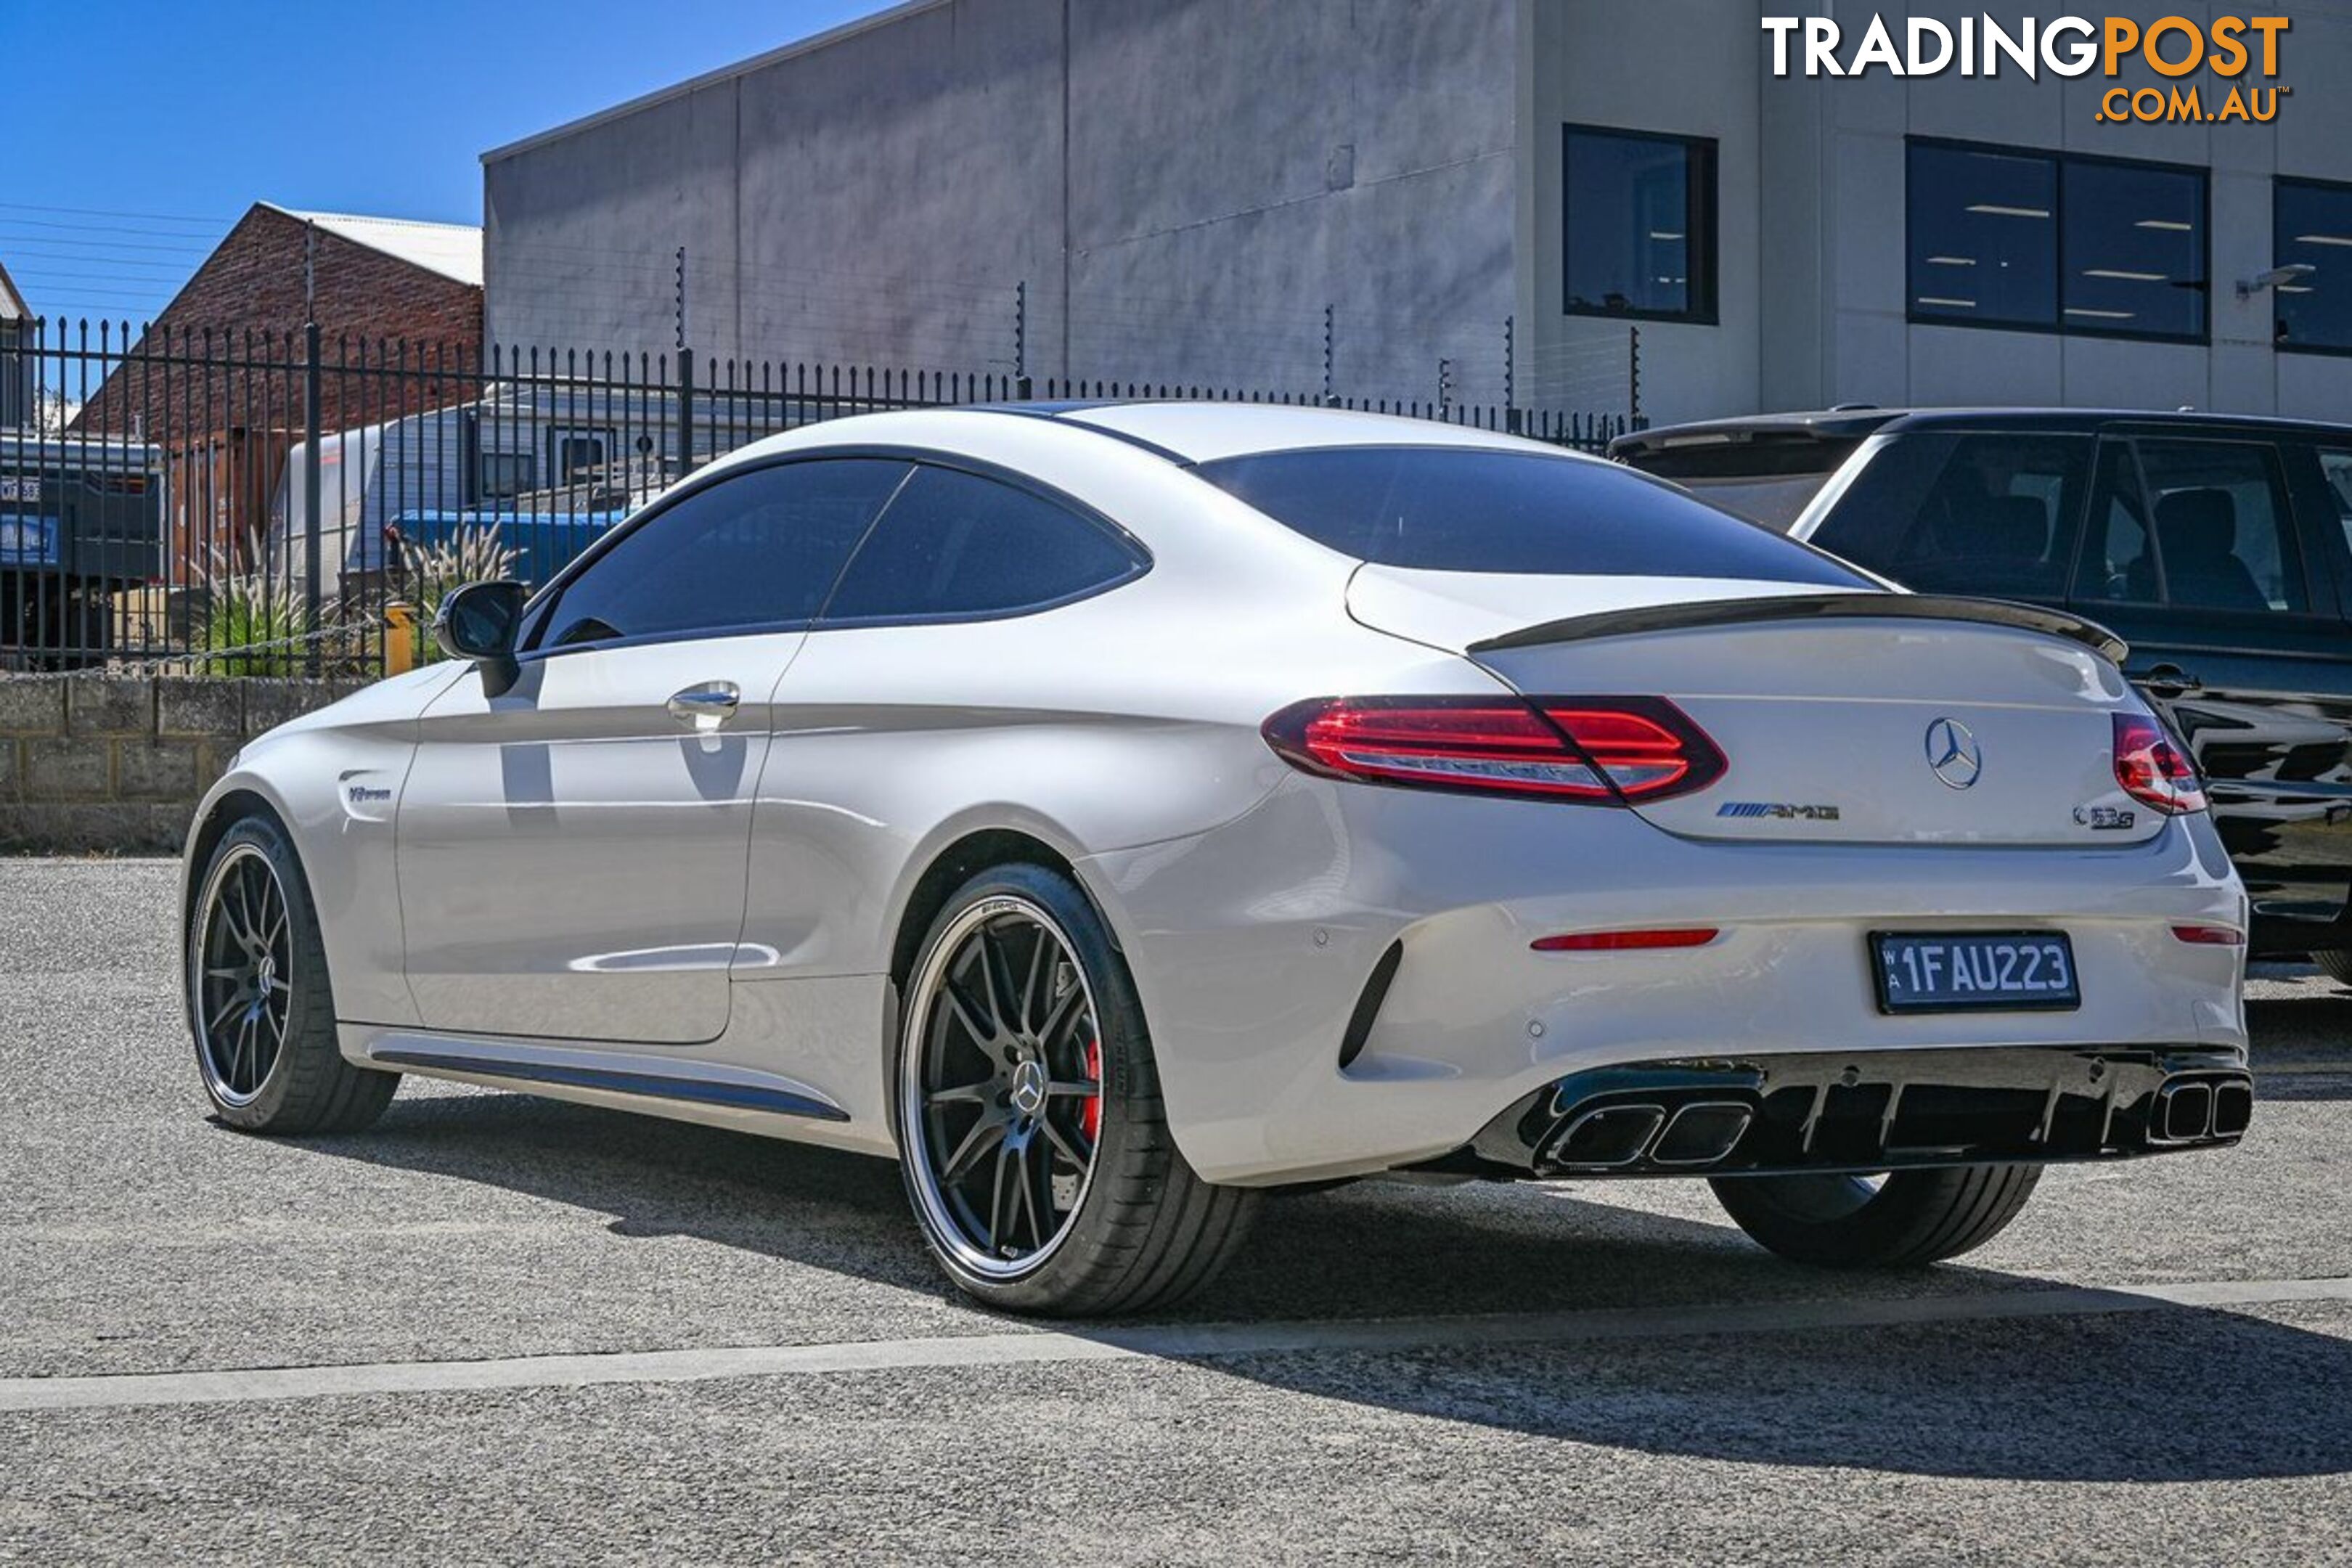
741,400,1578,467
1040,401,1572,465
1610,405,2352,460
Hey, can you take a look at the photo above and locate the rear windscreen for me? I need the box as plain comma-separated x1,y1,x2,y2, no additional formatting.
1196,445,1869,584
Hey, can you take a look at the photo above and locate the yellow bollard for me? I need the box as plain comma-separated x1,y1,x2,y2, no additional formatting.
384,602,419,675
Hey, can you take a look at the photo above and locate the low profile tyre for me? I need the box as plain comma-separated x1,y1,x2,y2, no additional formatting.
896,863,1257,1315
1709,1164,2041,1269
2314,950,2352,987
187,813,399,1134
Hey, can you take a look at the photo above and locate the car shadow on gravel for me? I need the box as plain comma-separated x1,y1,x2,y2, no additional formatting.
321,1085,2352,1485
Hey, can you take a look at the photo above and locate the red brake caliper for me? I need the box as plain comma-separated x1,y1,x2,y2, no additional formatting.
1080,1037,1103,1143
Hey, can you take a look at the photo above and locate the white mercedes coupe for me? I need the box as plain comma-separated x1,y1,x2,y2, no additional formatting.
181,403,2252,1315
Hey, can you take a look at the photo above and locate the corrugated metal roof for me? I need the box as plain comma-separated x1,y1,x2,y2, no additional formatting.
258,203,482,288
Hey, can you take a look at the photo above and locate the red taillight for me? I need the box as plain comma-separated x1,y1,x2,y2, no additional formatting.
1262,695,1725,804
1532,928,1720,952
2171,923,2245,946
2113,712,2205,816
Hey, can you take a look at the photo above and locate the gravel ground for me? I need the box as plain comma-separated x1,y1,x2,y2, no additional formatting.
1,857,2347,1565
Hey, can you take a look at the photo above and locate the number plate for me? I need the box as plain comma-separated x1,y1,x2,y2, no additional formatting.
1871,931,2079,1014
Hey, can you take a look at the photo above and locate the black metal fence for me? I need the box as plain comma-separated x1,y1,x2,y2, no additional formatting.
2,318,1642,674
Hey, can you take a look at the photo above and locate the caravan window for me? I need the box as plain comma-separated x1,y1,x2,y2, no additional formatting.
548,429,612,489
477,450,538,501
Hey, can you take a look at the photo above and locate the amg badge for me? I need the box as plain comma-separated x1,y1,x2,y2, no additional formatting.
1717,801,1842,821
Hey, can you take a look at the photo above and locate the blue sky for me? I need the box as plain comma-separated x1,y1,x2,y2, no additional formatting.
1,0,889,324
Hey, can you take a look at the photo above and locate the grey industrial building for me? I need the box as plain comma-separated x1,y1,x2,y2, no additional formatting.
481,1,2352,427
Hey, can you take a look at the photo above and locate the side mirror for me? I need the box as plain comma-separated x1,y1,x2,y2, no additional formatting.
433,580,527,692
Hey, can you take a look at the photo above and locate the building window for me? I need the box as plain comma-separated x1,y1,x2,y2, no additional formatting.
1563,126,1718,324
1906,139,2207,343
2274,178,2352,353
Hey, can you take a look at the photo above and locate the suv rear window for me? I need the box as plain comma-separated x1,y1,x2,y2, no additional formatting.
1615,435,1860,529
1196,446,1867,584
1807,433,2093,600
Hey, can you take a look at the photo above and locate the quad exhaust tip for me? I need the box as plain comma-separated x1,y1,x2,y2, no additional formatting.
1545,1100,1754,1171
2152,1074,2253,1144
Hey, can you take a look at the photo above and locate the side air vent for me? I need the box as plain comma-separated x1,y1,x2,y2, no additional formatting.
1337,941,1404,1071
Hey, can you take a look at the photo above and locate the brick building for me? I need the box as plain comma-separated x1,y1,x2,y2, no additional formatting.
68,203,482,579
73,202,482,439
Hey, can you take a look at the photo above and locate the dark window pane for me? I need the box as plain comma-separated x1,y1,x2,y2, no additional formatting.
822,465,1143,622
2062,160,2205,339
1810,433,2091,598
2074,441,2153,606
536,458,907,648
476,450,536,501
2131,440,2306,614
2319,450,2352,560
1564,128,1715,320
2275,181,2352,351
1907,144,2059,327
1197,446,1866,584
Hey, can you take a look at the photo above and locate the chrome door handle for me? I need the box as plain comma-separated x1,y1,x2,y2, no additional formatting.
666,681,740,732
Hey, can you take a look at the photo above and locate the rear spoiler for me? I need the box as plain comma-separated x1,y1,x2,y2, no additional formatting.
1467,592,2129,666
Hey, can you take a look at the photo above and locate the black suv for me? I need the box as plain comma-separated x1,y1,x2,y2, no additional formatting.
1613,409,2352,973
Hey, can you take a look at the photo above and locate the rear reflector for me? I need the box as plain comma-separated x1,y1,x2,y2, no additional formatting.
1532,928,1720,952
2170,924,2245,946
2114,712,2206,816
1262,695,1724,805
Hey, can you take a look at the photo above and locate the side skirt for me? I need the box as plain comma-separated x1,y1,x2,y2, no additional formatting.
344,1029,902,1159
373,1042,848,1121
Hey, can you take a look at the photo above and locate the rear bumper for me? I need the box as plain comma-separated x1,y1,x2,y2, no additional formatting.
1430,1045,2250,1179
1082,775,2247,1186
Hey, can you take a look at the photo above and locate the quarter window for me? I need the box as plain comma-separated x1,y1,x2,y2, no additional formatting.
1907,139,2207,342
531,458,909,649
821,465,1145,623
1563,126,1718,324
2274,179,2352,351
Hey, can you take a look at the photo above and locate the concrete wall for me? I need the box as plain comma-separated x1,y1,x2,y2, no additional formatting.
1524,0,1762,426
1757,0,2352,422
486,0,2352,425
0,675,364,854
483,0,1524,404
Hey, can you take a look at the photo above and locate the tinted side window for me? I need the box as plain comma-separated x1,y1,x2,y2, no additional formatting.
822,465,1144,622
1197,446,1865,584
1807,433,2091,599
2316,449,2352,562
534,458,908,649
2123,440,2308,615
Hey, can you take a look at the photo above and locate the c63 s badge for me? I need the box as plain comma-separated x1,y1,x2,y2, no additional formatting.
1718,801,1842,821
2075,804,2137,830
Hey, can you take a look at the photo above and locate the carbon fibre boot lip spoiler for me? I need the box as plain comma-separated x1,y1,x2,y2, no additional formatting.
1467,592,2129,666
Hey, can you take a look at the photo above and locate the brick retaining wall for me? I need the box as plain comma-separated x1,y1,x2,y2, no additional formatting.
0,675,367,854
